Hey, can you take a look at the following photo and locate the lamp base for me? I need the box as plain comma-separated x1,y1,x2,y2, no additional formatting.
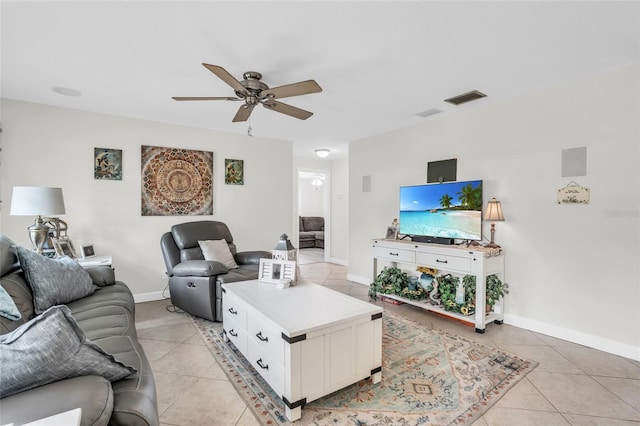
28,216,50,254
484,223,501,249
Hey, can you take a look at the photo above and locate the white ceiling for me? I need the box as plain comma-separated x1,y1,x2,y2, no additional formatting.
2,1,639,158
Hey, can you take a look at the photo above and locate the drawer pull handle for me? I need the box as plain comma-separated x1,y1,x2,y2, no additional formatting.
228,307,238,315
229,329,238,337
389,252,399,256
256,358,269,370
436,259,448,264
256,331,269,342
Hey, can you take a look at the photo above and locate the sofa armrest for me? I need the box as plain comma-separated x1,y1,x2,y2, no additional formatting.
172,260,228,277
85,266,116,287
235,251,272,266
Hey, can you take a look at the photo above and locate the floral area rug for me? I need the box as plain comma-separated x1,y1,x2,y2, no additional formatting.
190,311,537,426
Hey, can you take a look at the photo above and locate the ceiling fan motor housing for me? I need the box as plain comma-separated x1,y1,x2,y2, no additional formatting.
238,71,268,98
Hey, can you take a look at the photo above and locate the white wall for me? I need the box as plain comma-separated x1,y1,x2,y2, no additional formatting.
1,99,293,300
348,63,640,360
329,157,349,264
298,176,325,217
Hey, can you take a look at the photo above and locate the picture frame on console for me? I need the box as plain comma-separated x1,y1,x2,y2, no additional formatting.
80,244,96,259
385,226,398,240
259,258,296,284
53,237,77,259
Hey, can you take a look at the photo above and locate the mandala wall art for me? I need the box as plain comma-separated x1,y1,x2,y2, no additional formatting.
141,145,213,216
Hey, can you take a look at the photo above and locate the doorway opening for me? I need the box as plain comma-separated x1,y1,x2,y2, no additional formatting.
297,169,330,264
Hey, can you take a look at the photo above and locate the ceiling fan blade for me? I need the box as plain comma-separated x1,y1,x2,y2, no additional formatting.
202,63,247,94
262,100,313,120
172,96,240,101
232,104,256,122
262,80,322,99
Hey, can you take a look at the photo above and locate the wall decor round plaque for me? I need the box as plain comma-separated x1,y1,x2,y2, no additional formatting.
141,145,213,216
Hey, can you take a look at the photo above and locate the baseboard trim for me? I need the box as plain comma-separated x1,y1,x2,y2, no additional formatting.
327,257,347,266
347,273,370,285
345,272,639,360
133,291,166,303
505,313,640,361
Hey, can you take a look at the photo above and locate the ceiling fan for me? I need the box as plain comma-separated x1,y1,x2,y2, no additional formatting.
173,63,322,122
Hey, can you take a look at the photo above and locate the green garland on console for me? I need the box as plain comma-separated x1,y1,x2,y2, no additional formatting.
369,266,427,301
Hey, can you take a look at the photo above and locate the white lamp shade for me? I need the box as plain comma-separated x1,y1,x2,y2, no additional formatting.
10,186,66,216
484,198,504,221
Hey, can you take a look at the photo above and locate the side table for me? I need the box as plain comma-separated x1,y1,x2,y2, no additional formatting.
78,255,112,268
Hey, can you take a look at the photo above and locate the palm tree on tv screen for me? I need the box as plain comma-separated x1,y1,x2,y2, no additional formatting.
457,183,482,210
440,194,453,209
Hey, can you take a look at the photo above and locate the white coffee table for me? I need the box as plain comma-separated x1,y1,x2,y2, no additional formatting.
222,280,383,421
1,408,83,426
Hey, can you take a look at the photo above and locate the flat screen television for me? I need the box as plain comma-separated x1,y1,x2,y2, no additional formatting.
399,180,483,242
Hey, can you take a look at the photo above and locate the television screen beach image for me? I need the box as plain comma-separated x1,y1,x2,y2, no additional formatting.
399,180,483,241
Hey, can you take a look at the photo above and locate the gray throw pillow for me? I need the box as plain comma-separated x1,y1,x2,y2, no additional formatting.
0,285,21,321
0,305,136,398
16,246,96,314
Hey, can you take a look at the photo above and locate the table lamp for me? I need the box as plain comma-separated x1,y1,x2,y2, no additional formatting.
484,198,504,249
10,186,66,254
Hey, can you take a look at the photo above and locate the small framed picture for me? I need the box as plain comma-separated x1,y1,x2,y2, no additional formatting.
94,148,123,180
225,159,244,185
80,244,96,259
53,237,77,259
385,226,399,240
258,258,296,284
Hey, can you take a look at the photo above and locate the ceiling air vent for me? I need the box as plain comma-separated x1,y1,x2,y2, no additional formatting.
444,90,487,106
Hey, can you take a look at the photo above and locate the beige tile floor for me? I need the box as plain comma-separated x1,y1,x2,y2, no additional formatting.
136,259,640,426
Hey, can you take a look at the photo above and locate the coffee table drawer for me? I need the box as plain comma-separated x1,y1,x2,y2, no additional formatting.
248,339,284,396
247,314,284,363
223,317,247,354
222,291,247,329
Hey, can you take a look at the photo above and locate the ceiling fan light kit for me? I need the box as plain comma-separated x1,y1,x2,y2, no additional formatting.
173,63,322,123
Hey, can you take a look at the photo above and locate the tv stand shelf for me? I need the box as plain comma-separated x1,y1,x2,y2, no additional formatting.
371,239,505,333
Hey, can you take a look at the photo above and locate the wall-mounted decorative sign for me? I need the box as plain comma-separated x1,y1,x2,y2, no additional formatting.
94,148,122,180
557,181,590,204
141,145,213,216
225,159,244,185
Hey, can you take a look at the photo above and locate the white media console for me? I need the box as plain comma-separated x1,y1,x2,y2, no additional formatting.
372,239,505,333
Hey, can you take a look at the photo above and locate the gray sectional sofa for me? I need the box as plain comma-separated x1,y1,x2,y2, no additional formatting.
299,216,324,249
0,235,158,426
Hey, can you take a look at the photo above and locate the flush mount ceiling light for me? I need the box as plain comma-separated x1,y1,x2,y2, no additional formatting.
52,86,82,97
315,148,330,158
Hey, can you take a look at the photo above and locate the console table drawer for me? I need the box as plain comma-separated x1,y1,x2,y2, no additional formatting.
415,252,471,272
248,314,284,363
372,246,415,263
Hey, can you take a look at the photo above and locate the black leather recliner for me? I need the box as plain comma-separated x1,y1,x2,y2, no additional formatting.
160,221,270,321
